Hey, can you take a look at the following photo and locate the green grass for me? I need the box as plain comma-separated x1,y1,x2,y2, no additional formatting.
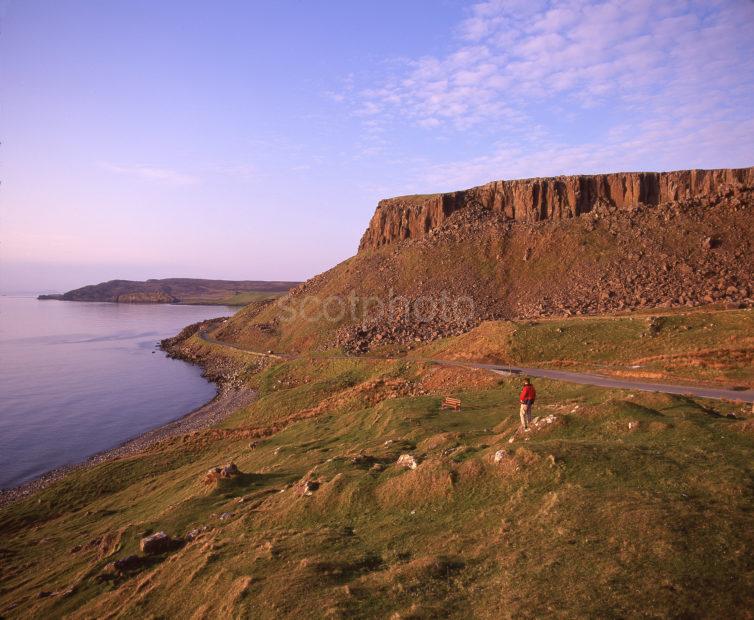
417,308,754,387
2,350,753,618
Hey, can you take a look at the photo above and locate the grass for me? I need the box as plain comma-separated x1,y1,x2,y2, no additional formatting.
2,346,753,618
415,308,754,388
216,291,288,306
181,290,287,306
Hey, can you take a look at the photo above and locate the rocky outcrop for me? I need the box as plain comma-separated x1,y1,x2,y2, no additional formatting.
397,454,420,470
359,167,754,250
203,462,241,485
139,532,176,554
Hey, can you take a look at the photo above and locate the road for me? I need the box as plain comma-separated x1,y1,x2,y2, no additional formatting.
431,359,754,404
196,329,754,404
198,330,285,359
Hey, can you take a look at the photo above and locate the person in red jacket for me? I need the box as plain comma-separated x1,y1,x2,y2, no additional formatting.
519,378,536,431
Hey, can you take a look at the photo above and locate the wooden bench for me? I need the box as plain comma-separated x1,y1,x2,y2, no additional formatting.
441,396,461,411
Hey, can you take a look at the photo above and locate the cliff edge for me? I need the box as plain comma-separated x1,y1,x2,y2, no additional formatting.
359,167,754,251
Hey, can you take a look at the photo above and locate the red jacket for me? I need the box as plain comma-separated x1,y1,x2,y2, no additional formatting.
520,384,536,404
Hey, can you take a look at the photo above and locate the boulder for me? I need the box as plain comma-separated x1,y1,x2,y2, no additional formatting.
493,450,508,464
140,531,174,555
186,527,209,541
702,236,721,250
203,466,223,484
203,462,241,484
397,454,419,470
221,462,239,477
113,555,145,572
349,453,375,466
533,414,558,428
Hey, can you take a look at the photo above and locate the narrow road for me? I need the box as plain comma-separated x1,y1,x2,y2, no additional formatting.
197,330,754,404
198,330,285,360
431,359,754,404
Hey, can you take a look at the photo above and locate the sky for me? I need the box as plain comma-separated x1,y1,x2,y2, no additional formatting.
1,0,753,293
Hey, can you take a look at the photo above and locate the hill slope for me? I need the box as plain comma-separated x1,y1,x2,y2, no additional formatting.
212,167,753,353
2,320,753,618
38,278,300,306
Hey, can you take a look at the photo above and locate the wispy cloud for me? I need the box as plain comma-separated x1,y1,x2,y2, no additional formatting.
341,0,754,187
98,162,198,186
98,161,262,185
358,0,754,128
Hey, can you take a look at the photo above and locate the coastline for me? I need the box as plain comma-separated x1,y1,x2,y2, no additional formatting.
0,308,252,509
37,296,249,307
0,383,256,509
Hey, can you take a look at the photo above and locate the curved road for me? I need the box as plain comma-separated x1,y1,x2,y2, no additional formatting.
198,330,754,404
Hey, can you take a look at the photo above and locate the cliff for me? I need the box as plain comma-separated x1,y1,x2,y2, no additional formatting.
213,174,753,353
358,167,754,251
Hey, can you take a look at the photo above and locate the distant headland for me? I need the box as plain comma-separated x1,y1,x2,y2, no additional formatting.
38,278,300,306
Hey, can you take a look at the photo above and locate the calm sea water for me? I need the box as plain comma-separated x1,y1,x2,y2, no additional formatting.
0,296,235,489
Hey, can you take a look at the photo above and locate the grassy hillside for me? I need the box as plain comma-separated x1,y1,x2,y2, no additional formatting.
414,308,754,388
210,290,289,306
2,329,753,618
7,186,753,617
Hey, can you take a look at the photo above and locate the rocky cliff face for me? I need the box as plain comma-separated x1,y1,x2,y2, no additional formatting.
359,167,754,251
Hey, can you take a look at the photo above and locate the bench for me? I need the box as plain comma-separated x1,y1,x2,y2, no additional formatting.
441,396,461,411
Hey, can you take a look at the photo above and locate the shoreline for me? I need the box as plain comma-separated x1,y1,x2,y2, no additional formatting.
36,296,248,307
0,384,257,509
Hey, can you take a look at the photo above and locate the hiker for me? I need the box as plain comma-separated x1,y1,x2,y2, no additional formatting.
519,378,536,431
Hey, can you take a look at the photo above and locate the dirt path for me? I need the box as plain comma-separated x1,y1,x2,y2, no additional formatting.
198,330,286,359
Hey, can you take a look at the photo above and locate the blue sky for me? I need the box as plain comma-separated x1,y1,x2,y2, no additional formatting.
2,0,753,292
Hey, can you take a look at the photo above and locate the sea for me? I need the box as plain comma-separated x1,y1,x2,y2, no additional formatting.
0,295,235,489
